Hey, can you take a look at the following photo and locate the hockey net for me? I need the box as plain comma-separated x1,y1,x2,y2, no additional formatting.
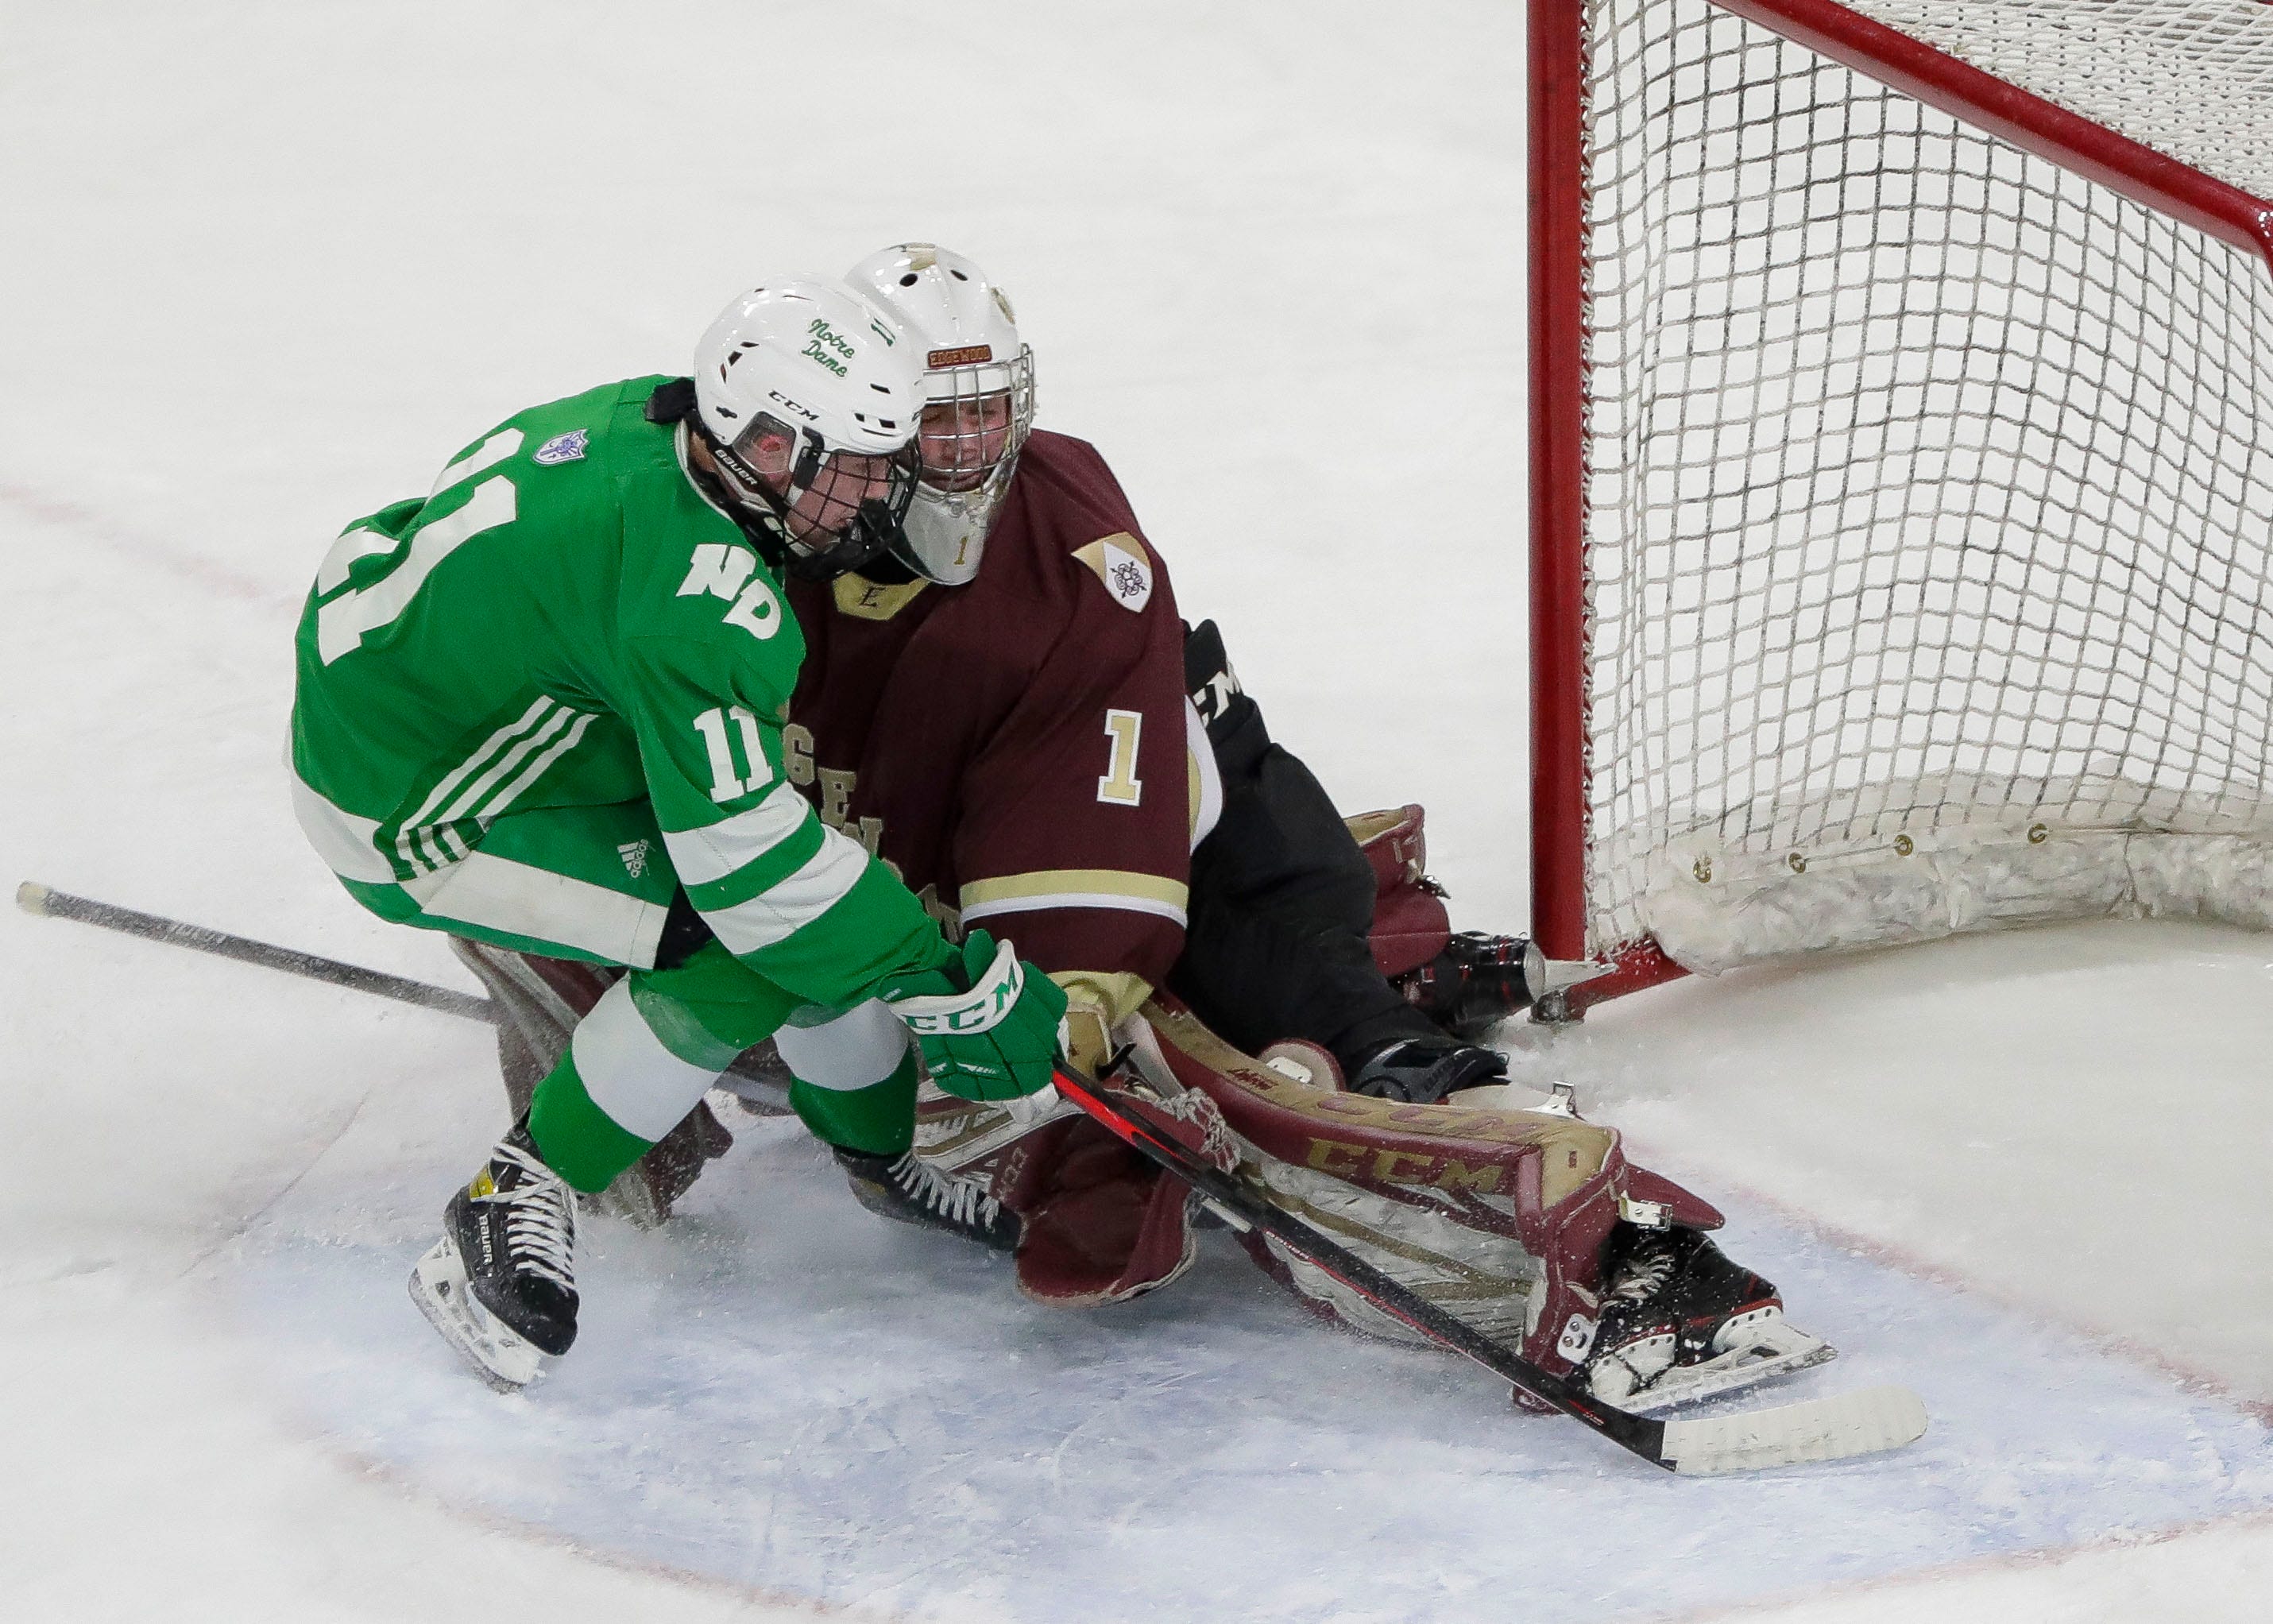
1529,0,2273,1003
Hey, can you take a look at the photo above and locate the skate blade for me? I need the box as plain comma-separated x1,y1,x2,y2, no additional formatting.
408,1239,550,1394
1624,1313,1838,1415
1659,1384,1929,1475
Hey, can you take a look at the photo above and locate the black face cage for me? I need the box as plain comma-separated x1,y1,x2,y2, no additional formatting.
705,415,924,582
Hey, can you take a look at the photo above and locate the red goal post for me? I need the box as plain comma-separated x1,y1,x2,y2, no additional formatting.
1529,0,2273,1016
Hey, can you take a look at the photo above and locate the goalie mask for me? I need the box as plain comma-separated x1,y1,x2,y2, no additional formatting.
845,244,1036,585
689,279,926,581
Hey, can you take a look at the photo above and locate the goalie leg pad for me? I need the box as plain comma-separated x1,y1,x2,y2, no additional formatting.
1343,804,1453,980
1133,996,1735,1378
907,1083,1202,1307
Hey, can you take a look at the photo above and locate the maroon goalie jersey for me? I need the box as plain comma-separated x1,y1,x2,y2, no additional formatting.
782,431,1193,987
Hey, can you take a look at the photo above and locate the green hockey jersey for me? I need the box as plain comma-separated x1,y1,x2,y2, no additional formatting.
289,376,952,1008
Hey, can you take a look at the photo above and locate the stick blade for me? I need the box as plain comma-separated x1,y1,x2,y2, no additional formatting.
1659,1385,1927,1475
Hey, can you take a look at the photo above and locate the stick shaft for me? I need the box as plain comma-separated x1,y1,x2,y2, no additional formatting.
17,882,501,1025
1049,1066,1673,1469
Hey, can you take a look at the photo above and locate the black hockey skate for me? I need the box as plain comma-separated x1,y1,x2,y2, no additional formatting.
835,1146,1022,1252
1347,1034,1508,1105
1396,932,1542,1040
1582,1224,1834,1412
409,1122,580,1391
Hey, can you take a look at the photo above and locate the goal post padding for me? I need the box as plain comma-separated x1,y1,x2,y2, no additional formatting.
1530,0,2273,1005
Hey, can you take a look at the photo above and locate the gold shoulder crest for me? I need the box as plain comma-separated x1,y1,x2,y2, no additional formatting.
1073,532,1154,613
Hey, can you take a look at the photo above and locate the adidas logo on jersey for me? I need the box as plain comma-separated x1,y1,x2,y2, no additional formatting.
533,429,590,466
617,840,651,878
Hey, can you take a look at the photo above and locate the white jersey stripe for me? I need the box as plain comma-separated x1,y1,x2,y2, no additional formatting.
770,1000,909,1093
289,768,396,883
428,428,524,497
1187,697,1223,850
399,694,556,838
396,705,596,875
701,826,872,956
316,474,517,663
661,781,814,887
402,851,667,968
393,698,565,872
474,710,597,825
570,980,723,1140
431,702,578,827
960,891,1189,927
315,526,400,597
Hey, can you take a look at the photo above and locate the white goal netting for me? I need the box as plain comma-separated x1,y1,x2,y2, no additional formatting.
1577,0,2273,972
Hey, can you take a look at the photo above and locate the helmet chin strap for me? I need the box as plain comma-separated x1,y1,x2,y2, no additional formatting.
689,420,911,582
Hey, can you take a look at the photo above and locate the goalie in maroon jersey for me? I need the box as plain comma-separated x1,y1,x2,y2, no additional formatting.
453,245,1823,1412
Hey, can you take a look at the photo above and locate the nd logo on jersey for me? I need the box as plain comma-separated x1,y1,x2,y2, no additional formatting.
677,543,783,639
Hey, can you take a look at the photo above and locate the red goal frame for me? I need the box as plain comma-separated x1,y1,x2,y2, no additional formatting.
1527,0,2273,1017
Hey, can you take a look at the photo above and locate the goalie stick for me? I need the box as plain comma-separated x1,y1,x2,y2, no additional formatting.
1051,1062,1929,1475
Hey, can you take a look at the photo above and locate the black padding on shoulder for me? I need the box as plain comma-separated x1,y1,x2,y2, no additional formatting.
645,377,698,424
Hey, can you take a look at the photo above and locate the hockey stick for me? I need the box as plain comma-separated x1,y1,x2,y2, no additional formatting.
1051,1063,1929,1475
16,882,503,1025
16,880,795,1112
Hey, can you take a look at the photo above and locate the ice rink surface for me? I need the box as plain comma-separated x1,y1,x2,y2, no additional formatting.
3,4,2268,1619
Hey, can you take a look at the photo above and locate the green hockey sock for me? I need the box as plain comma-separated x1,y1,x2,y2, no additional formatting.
790,1048,921,1157
527,1050,655,1194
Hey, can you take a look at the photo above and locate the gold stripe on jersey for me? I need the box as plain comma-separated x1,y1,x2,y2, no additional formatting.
958,868,1188,925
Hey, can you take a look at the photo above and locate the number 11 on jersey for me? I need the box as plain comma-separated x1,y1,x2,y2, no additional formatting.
694,706,771,802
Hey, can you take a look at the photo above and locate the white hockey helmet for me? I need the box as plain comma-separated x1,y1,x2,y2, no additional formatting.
845,244,1035,585
690,278,927,580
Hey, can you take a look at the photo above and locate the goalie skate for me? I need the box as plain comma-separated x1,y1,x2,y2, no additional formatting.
408,1234,551,1393
1583,1225,1835,1413
1596,1312,1835,1414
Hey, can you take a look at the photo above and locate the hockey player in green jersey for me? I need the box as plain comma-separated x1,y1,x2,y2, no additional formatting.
289,276,1069,1390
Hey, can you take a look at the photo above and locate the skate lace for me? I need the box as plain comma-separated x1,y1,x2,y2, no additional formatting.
479,1140,578,1292
891,1152,1001,1230
1606,1236,1678,1305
